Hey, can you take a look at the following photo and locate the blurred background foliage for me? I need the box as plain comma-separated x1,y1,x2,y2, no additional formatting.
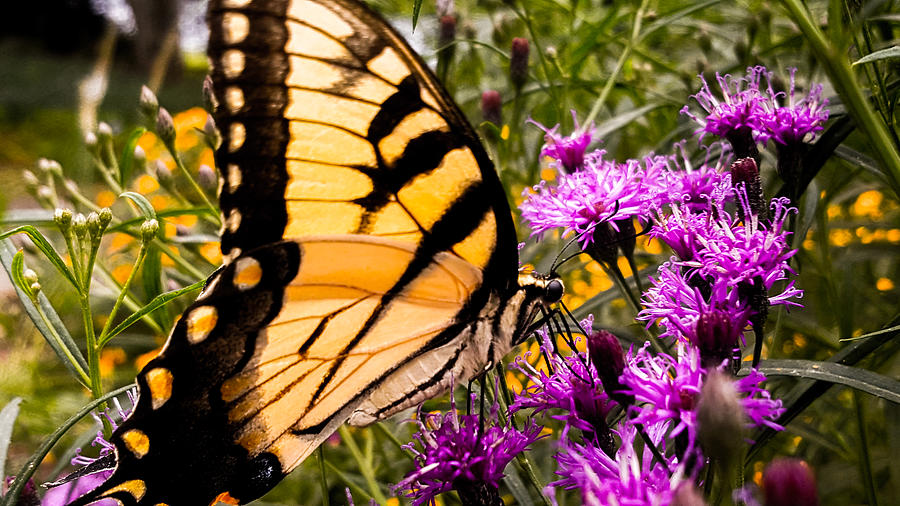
0,0,898,504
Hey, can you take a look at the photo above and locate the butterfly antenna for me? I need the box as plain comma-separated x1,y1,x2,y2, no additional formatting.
549,227,594,273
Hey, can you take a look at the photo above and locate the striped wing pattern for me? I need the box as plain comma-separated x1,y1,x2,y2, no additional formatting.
66,0,526,504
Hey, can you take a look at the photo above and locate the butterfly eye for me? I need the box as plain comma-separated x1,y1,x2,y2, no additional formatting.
545,279,564,303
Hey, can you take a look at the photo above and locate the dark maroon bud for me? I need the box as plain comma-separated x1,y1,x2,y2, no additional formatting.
724,126,760,165
731,157,767,222
585,223,619,266
587,330,631,406
4,477,40,506
453,477,503,506
693,310,739,368
510,37,530,89
615,218,636,262
439,15,456,48
481,90,502,126
762,458,819,506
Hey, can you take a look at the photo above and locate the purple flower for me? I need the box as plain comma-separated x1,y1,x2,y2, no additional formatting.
618,342,704,452
520,154,650,248
643,143,729,212
550,420,680,506
681,67,769,141
531,113,595,172
394,392,544,506
757,68,829,146
42,390,136,506
510,326,615,439
736,369,785,431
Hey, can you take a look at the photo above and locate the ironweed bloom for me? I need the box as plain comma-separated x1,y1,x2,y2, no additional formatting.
395,392,544,506
550,421,681,506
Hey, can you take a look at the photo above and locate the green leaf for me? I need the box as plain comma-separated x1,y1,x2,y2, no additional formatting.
140,247,165,328
0,225,79,289
10,249,34,300
118,126,147,185
641,0,722,39
0,398,22,489
853,45,900,66
0,240,89,383
411,0,423,30
748,316,900,460
120,191,158,221
840,323,900,342
0,209,55,227
99,279,205,347
594,103,664,141
2,385,135,506
750,360,900,404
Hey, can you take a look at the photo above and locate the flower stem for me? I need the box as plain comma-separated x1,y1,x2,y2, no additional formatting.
97,243,149,345
316,445,330,506
779,0,900,198
338,426,388,505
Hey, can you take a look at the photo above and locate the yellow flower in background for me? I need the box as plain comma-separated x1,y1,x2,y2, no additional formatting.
135,347,162,371
96,190,116,208
173,107,208,151
852,190,883,219
112,264,132,284
200,242,223,265
136,174,160,194
99,347,126,377
876,278,894,291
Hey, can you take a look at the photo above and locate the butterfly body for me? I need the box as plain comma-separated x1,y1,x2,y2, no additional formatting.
68,0,560,504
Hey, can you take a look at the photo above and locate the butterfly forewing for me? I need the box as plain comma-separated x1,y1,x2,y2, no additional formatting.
67,1,537,504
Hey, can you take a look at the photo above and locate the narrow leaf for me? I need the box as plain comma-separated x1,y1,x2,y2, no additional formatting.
118,127,147,185
0,240,89,383
0,225,78,289
100,279,205,346
141,247,165,327
594,103,664,140
751,360,900,403
642,0,722,39
411,0,423,30
853,45,900,66
120,191,158,221
0,209,55,227
0,398,22,486
10,249,34,300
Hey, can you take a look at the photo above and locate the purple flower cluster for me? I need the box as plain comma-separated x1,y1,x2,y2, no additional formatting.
394,392,544,506
681,66,829,148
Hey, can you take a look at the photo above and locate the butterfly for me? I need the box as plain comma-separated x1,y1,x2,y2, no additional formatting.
69,0,562,504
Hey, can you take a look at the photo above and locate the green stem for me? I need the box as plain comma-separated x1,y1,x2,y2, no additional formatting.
2,383,135,506
854,391,878,505
317,445,330,506
338,426,388,505
165,144,221,227
779,0,900,197
97,243,150,345
605,262,665,354
582,0,650,129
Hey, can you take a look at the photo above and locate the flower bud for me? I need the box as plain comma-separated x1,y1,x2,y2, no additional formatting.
155,160,173,188
545,46,558,59
203,115,221,149
696,370,746,465
97,122,113,141
23,170,40,189
197,164,217,192
510,37,530,89
38,158,63,177
29,282,42,297
481,89,502,126
439,15,456,48
140,85,159,121
72,213,88,238
84,131,99,153
54,208,73,231
99,207,113,229
762,458,818,506
585,222,619,266
36,186,54,205
23,269,38,285
141,219,160,243
693,310,740,368
587,330,631,405
64,179,80,195
731,157,766,221
133,145,147,173
156,107,176,145
87,211,102,239
202,75,218,113
671,481,706,506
